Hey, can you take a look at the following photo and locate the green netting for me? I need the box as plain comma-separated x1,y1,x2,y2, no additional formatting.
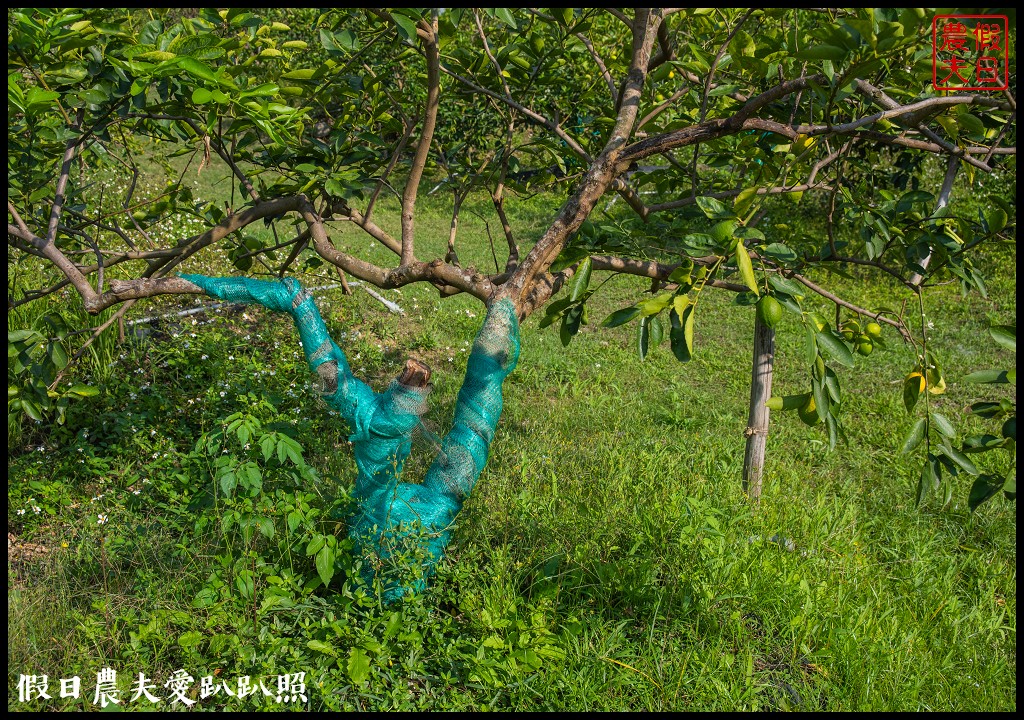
179,274,520,601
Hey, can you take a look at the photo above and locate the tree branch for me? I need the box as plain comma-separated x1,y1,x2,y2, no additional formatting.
400,13,440,265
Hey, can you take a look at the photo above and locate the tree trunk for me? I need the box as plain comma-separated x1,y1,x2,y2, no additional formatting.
742,313,775,499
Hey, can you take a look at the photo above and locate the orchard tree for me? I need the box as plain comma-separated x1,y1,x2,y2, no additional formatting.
8,9,1016,593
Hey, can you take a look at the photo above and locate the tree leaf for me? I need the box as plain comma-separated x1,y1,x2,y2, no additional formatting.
815,329,854,367
796,44,848,61
392,13,419,41
930,412,956,438
637,316,650,361
766,393,810,411
963,369,1012,384
902,417,927,454
904,372,924,412
696,195,732,220
939,445,979,475
601,306,639,328
968,474,1004,511
571,257,592,301
178,56,218,84
735,244,759,296
65,384,99,397
916,455,939,506
989,325,1015,352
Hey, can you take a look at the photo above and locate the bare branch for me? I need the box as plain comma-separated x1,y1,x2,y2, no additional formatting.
577,32,618,104
400,13,441,265
497,9,663,315
782,269,911,340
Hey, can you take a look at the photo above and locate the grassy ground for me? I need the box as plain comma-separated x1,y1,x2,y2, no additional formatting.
7,155,1016,710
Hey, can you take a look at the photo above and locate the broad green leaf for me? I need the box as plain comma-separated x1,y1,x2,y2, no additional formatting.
968,474,1004,511
985,207,1008,233
65,384,99,397
989,325,1015,352
696,195,732,220
649,314,664,346
348,647,371,684
824,367,841,403
766,393,810,411
178,56,218,84
638,293,673,316
219,471,236,495
811,376,829,423
916,455,939,506
803,325,817,365
930,412,956,438
940,445,979,475
240,83,279,98
392,13,419,41
601,306,639,328
815,329,854,367
281,68,317,80
735,244,759,296
796,44,848,61
305,535,326,556
904,372,924,412
192,87,213,104
963,369,1012,384
637,316,650,361
760,243,799,264
315,544,335,586
571,257,591,301
902,417,927,454
307,640,337,656
733,186,759,216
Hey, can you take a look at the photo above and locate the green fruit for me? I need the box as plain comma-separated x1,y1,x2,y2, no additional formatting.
857,341,873,356
841,329,855,340
866,321,882,338
756,296,783,329
1002,416,1016,441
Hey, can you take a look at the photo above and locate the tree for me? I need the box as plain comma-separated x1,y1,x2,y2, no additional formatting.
8,9,1017,591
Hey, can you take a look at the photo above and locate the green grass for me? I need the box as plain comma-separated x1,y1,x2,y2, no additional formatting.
7,154,1016,710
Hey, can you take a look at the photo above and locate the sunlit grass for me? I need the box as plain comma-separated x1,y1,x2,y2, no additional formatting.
7,145,1016,711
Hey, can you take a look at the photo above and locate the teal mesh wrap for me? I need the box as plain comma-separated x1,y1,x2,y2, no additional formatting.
180,275,520,601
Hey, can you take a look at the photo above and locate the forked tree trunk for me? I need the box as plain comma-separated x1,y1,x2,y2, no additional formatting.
742,313,775,499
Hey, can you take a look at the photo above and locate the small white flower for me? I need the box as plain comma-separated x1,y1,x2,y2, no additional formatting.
228,355,235,360
201,355,209,360
220,391,226,397
17,508,25,515
97,513,109,525
132,489,141,495
33,506,41,514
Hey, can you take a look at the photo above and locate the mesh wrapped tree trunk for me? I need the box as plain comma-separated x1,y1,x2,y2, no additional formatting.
180,275,520,601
